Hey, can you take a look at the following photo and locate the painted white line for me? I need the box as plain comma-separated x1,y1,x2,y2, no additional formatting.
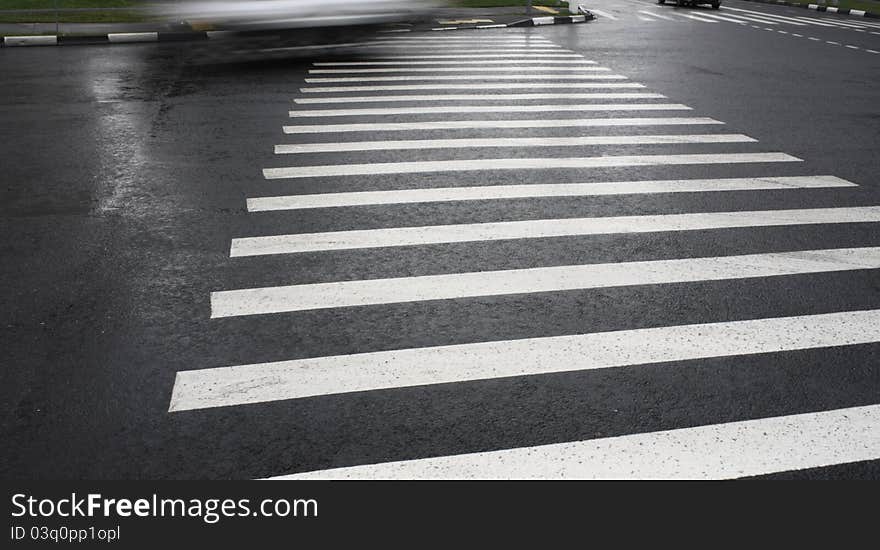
173,310,880,409
358,54,584,59
789,16,850,28
673,13,720,23
792,33,804,37
304,74,629,83
690,12,751,24
287,103,693,118
809,37,821,41
363,41,557,47
638,15,656,21
234,202,876,263
308,66,611,74
263,152,795,180
639,10,672,20
867,49,879,54
827,41,841,45
846,45,860,50
214,246,880,317
292,93,665,104
300,83,646,93
589,9,618,20
264,405,880,479
107,32,158,43
718,8,806,25
852,9,867,16
380,35,556,40
217,245,880,317
778,30,789,34
281,116,723,134
312,60,598,66
274,134,755,154
356,47,565,53
246,176,856,211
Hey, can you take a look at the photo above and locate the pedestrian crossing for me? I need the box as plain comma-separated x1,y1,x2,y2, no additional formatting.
171,30,880,479
584,0,880,34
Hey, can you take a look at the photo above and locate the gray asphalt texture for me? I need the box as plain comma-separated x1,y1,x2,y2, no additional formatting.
1,0,879,479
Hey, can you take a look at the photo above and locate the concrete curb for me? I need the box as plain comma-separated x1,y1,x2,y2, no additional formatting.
508,13,595,27
738,0,880,19
2,31,213,47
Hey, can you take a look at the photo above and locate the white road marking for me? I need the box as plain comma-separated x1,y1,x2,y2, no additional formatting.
359,54,584,59
233,205,880,262
312,60,596,66
827,41,841,45
308,66,611,74
639,10,672,20
673,13,720,23
281,116,722,134
846,45,860,50
264,405,880,479
638,15,656,22
213,247,880,317
274,134,755,154
690,12,751,24
589,9,618,20
304,74,630,83
172,310,880,409
300,83,646,93
355,48,566,53
789,16,847,28
246,175,855,210
809,37,821,41
287,103,693,118
262,152,795,180
718,9,804,25
867,49,879,54
792,33,803,37
292,92,665,104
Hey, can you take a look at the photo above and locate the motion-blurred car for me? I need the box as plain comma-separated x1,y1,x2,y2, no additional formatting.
153,0,441,57
658,0,720,8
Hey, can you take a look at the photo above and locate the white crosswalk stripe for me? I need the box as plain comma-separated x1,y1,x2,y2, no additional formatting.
281,116,722,133
230,206,880,257
173,310,880,408
292,92,666,104
287,103,693,117
267,405,880,480
300,83,647,92
175,30,880,480
246,176,853,210
213,247,880,317
305,74,630,82
274,134,755,154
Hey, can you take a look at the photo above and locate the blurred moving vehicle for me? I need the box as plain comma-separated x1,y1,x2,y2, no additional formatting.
658,0,720,8
152,0,441,57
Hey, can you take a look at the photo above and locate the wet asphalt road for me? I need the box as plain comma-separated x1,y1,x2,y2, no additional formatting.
1,0,880,479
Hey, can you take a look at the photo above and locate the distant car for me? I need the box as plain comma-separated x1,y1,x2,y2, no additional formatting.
658,0,720,8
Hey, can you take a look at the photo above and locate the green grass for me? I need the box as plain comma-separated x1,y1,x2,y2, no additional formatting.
784,0,880,12
0,0,155,23
0,11,153,23
0,0,138,8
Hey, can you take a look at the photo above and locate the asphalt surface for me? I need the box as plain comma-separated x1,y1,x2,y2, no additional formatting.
1,0,879,479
